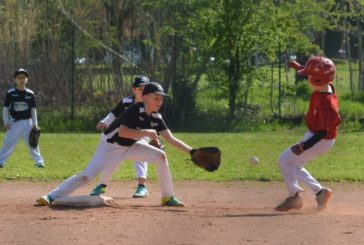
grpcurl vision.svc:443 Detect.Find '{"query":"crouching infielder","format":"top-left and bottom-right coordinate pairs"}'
top-left (36, 82), bottom-right (194, 207)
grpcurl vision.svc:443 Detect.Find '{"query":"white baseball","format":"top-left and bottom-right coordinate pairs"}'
top-left (249, 156), bottom-right (259, 165)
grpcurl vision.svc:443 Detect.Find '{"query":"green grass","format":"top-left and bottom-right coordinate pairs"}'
top-left (0, 131), bottom-right (363, 182)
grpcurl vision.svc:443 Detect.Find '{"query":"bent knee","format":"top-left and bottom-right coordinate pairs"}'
top-left (79, 174), bottom-right (91, 183)
top-left (159, 151), bottom-right (167, 161)
top-left (278, 153), bottom-right (289, 167)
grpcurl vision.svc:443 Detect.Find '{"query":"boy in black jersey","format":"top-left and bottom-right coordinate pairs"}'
top-left (37, 82), bottom-right (194, 207)
top-left (0, 68), bottom-right (44, 168)
top-left (91, 76), bottom-right (151, 198)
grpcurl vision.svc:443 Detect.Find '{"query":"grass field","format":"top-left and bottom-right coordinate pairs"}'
top-left (0, 131), bottom-right (363, 182)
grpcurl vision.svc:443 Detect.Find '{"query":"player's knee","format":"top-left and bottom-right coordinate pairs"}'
top-left (278, 154), bottom-right (287, 167)
top-left (80, 174), bottom-right (91, 183)
top-left (159, 151), bottom-right (167, 161)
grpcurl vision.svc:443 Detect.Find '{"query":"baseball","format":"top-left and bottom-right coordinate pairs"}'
top-left (249, 156), bottom-right (259, 165)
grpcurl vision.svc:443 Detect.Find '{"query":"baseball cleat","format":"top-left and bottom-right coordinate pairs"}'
top-left (35, 163), bottom-right (45, 168)
top-left (316, 187), bottom-right (332, 211)
top-left (90, 184), bottom-right (107, 196)
top-left (161, 196), bottom-right (184, 207)
top-left (275, 192), bottom-right (303, 211)
top-left (36, 195), bottom-right (53, 206)
top-left (133, 184), bottom-right (148, 198)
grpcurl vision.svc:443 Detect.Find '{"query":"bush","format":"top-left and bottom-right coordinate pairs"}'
top-left (295, 82), bottom-right (311, 101)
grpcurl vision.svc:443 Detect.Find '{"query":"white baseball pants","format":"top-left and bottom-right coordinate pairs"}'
top-left (0, 119), bottom-right (44, 166)
top-left (278, 131), bottom-right (335, 197)
top-left (95, 134), bottom-right (148, 185)
top-left (48, 139), bottom-right (174, 200)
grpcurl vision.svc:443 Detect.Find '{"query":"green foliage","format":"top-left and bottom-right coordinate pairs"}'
top-left (38, 107), bottom-right (108, 132)
top-left (1, 131), bottom-right (363, 182)
top-left (295, 81), bottom-right (311, 101)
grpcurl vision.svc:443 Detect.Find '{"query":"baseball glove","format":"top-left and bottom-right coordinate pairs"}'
top-left (149, 138), bottom-right (165, 150)
top-left (29, 127), bottom-right (41, 148)
top-left (190, 147), bottom-right (221, 172)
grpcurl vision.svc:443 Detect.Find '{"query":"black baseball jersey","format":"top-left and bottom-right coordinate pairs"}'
top-left (3, 88), bottom-right (36, 121)
top-left (104, 102), bottom-right (168, 146)
top-left (111, 96), bottom-right (135, 117)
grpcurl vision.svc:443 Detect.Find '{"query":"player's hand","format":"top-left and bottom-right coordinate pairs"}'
top-left (4, 124), bottom-right (11, 130)
top-left (288, 61), bottom-right (303, 71)
top-left (291, 143), bottom-right (304, 155)
top-left (96, 122), bottom-right (108, 131)
top-left (143, 129), bottom-right (158, 140)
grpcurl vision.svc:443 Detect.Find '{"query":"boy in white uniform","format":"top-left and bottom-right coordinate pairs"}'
top-left (91, 76), bottom-right (150, 198)
top-left (0, 68), bottom-right (44, 168)
top-left (36, 82), bottom-right (195, 207)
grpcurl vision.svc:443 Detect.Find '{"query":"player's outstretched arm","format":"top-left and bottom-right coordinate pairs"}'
top-left (159, 130), bottom-right (193, 154)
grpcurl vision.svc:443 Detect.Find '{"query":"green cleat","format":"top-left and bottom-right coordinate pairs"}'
top-left (36, 195), bottom-right (53, 206)
top-left (133, 184), bottom-right (148, 198)
top-left (90, 184), bottom-right (107, 196)
top-left (161, 196), bottom-right (184, 207)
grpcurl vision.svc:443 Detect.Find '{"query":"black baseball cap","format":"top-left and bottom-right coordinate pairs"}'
top-left (132, 76), bottom-right (150, 88)
top-left (142, 82), bottom-right (169, 96)
top-left (14, 68), bottom-right (29, 78)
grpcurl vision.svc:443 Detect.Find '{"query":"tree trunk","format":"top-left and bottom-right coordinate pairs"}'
top-left (103, 1), bottom-right (125, 94)
top-left (358, 17), bottom-right (364, 90)
top-left (228, 45), bottom-right (240, 119)
top-left (345, 13), bottom-right (354, 94)
top-left (270, 63), bottom-right (274, 113)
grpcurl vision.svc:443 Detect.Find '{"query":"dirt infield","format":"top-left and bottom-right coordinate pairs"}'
top-left (1, 181), bottom-right (364, 245)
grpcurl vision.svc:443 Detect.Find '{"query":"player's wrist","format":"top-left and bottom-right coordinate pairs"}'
top-left (299, 143), bottom-right (304, 152)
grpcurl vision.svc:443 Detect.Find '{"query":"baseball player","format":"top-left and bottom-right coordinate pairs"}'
top-left (275, 56), bottom-right (340, 212)
top-left (90, 76), bottom-right (151, 198)
top-left (0, 68), bottom-right (44, 168)
top-left (36, 82), bottom-right (194, 207)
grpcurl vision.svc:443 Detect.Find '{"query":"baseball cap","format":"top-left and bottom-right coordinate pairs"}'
top-left (14, 68), bottom-right (29, 78)
top-left (142, 82), bottom-right (169, 96)
top-left (132, 76), bottom-right (150, 88)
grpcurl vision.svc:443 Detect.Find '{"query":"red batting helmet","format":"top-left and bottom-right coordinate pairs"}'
top-left (298, 56), bottom-right (336, 86)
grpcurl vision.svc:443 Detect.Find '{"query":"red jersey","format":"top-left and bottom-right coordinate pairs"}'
top-left (305, 85), bottom-right (340, 139)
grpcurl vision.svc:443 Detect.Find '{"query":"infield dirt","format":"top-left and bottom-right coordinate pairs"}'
top-left (1, 181), bottom-right (363, 245)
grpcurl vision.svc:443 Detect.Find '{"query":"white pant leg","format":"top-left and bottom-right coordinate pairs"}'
top-left (96, 133), bottom-right (118, 185)
top-left (98, 136), bottom-right (149, 185)
top-left (134, 136), bottom-right (150, 179)
top-left (0, 121), bottom-right (23, 165)
top-left (48, 140), bottom-right (129, 200)
top-left (278, 131), bottom-right (335, 197)
top-left (21, 119), bottom-right (44, 165)
top-left (124, 141), bottom-right (173, 198)
top-left (98, 161), bottom-right (148, 186)
top-left (99, 164), bottom-right (119, 185)
top-left (295, 167), bottom-right (322, 194)
top-left (134, 161), bottom-right (148, 179)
